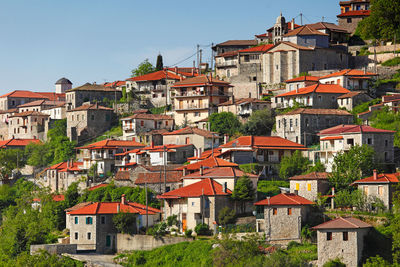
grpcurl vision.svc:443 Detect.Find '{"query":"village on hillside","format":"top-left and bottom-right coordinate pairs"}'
top-left (1, 0), bottom-right (400, 266)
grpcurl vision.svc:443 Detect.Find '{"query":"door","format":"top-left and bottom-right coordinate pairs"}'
top-left (182, 213), bottom-right (187, 232)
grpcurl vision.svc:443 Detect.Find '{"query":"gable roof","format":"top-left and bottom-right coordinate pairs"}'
top-left (337, 91), bottom-right (365, 99)
top-left (17, 99), bottom-right (64, 108)
top-left (337, 10), bottom-right (371, 17)
top-left (67, 83), bottom-right (118, 92)
top-left (238, 44), bottom-right (274, 53)
top-left (158, 178), bottom-right (232, 199)
top-left (142, 144), bottom-right (193, 153)
top-left (220, 136), bottom-right (307, 150)
top-left (218, 98), bottom-right (270, 106)
top-left (182, 166), bottom-right (257, 179)
top-left (277, 108), bottom-right (352, 116)
top-left (120, 113), bottom-right (172, 121)
top-left (67, 201), bottom-right (161, 215)
top-left (135, 171), bottom-right (183, 185)
top-left (319, 125), bottom-right (395, 135)
top-left (285, 75), bottom-right (320, 83)
top-left (255, 193), bottom-right (314, 206)
top-left (176, 157), bottom-right (238, 171)
top-left (0, 90), bottom-right (49, 99)
top-left (351, 173), bottom-right (400, 184)
top-left (0, 138), bottom-right (41, 148)
top-left (307, 22), bottom-right (349, 33)
top-left (172, 75), bottom-right (231, 88)
top-left (273, 41), bottom-right (314, 51)
top-left (289, 172), bottom-right (329, 181)
top-left (215, 50), bottom-right (239, 58)
top-left (319, 69), bottom-right (377, 79)
top-left (312, 217), bottom-right (372, 230)
top-left (162, 127), bottom-right (217, 138)
top-left (127, 70), bottom-right (182, 82)
top-left (215, 40), bottom-right (258, 47)
top-left (9, 111), bottom-right (50, 118)
top-left (284, 25), bottom-right (329, 37)
top-left (77, 139), bottom-right (145, 150)
top-left (277, 83), bottom-right (350, 97)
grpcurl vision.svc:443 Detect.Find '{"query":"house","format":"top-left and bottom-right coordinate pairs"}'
top-left (351, 170), bottom-right (399, 209)
top-left (0, 109), bottom-right (17, 140)
top-left (76, 139), bottom-right (146, 176)
top-left (284, 76), bottom-right (320, 94)
top-left (212, 40), bottom-right (258, 56)
top-left (219, 136), bottom-right (307, 176)
top-left (65, 83), bottom-right (122, 110)
top-left (17, 99), bottom-right (65, 113)
top-left (318, 69), bottom-right (377, 91)
top-left (67, 195), bottom-right (161, 253)
top-left (0, 138), bottom-right (41, 149)
top-left (120, 113), bottom-right (174, 141)
top-left (307, 22), bottom-right (350, 44)
top-left (172, 75), bottom-right (232, 126)
top-left (282, 25), bottom-right (330, 48)
top-left (312, 217), bottom-right (372, 267)
top-left (66, 103), bottom-right (115, 143)
top-left (215, 51), bottom-right (239, 81)
top-left (158, 178), bottom-right (232, 233)
top-left (8, 111), bottom-right (50, 140)
top-left (274, 108), bottom-right (353, 146)
top-left (44, 161), bottom-right (84, 192)
top-left (254, 193), bottom-right (314, 243)
top-left (41, 103), bottom-right (67, 120)
top-left (337, 91), bottom-right (372, 111)
top-left (136, 129), bottom-right (169, 147)
top-left (217, 98), bottom-right (271, 122)
top-left (289, 172), bottom-right (330, 201)
top-left (273, 83), bottom-right (350, 109)
top-left (142, 144), bottom-right (195, 166)
top-left (176, 156), bottom-right (238, 174)
top-left (337, 0), bottom-right (371, 34)
top-left (104, 80), bottom-right (126, 91)
top-left (262, 42), bottom-right (349, 89)
top-left (315, 125), bottom-right (395, 172)
top-left (0, 90), bottom-right (50, 111)
top-left (162, 127), bottom-right (219, 155)
top-left (134, 171), bottom-right (183, 193)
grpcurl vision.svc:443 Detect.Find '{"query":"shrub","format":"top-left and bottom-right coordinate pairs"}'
top-left (166, 215), bottom-right (179, 227)
top-left (381, 57), bottom-right (400, 67)
top-left (195, 223), bottom-right (211, 236)
top-left (147, 222), bottom-right (167, 237)
top-left (218, 207), bottom-right (236, 226)
top-left (323, 258), bottom-right (346, 267)
top-left (184, 229), bottom-right (193, 238)
top-left (113, 212), bottom-right (138, 235)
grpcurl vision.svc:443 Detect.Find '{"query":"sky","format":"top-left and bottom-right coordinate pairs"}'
top-left (0, 0), bottom-right (340, 94)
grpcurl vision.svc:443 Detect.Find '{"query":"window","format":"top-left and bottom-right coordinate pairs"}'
top-left (347, 18), bottom-right (352, 23)
top-left (166, 121), bottom-right (168, 126)
top-left (273, 208), bottom-right (277, 215)
top-left (327, 232), bottom-right (332, 241)
top-left (367, 138), bottom-right (372, 145)
top-left (141, 121), bottom-right (144, 126)
top-left (75, 232), bottom-right (78, 240)
top-left (307, 183), bottom-right (311, 191)
top-left (364, 186), bottom-right (369, 195)
top-left (295, 183), bottom-right (299, 191)
top-left (318, 96), bottom-right (322, 101)
top-left (91, 115), bottom-right (95, 120)
top-left (106, 235), bottom-right (111, 247)
top-left (86, 217), bottom-right (93, 224)
top-left (347, 138), bottom-right (354, 146)
top-left (287, 208), bottom-right (292, 215)
top-left (101, 216), bottom-right (106, 224)
top-left (74, 217), bottom-right (78, 224)
top-left (87, 232), bottom-right (91, 240)
top-left (385, 140), bottom-right (388, 147)
top-left (343, 231), bottom-right (348, 241)
top-left (378, 186), bottom-right (384, 196)
top-left (192, 202), bottom-right (195, 206)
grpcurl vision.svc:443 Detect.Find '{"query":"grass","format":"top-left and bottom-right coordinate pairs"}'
top-left (85, 125), bottom-right (123, 144)
top-left (381, 57), bottom-right (400, 67)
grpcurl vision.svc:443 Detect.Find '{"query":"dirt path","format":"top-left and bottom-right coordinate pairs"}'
top-left (63, 253), bottom-right (123, 267)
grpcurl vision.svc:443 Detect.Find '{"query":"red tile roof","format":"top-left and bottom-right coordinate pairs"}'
top-left (320, 136), bottom-right (344, 141)
top-left (307, 22), bottom-right (349, 33)
top-left (9, 111), bottom-right (49, 118)
top-left (88, 183), bottom-right (108, 191)
top-left (284, 25), bottom-right (328, 37)
top-left (277, 108), bottom-right (351, 116)
top-left (163, 127), bottom-right (217, 138)
top-left (158, 178), bottom-right (231, 199)
top-left (142, 144), bottom-right (193, 153)
top-left (127, 70), bottom-right (182, 82)
top-left (352, 172), bottom-right (400, 184)
top-left (67, 83), bottom-right (118, 92)
top-left (0, 90), bottom-right (49, 99)
top-left (176, 157), bottom-right (238, 171)
top-left (59, 161), bottom-right (83, 172)
top-left (255, 193), bottom-right (314, 206)
top-left (277, 83), bottom-right (350, 97)
top-left (17, 99), bottom-right (64, 108)
top-left (77, 139), bottom-right (145, 150)
top-left (285, 75), bottom-right (320, 83)
top-left (121, 113), bottom-right (172, 120)
top-left (239, 44), bottom-right (274, 53)
top-left (220, 136), bottom-right (307, 150)
top-left (0, 138), bottom-right (41, 148)
top-left (319, 69), bottom-right (377, 79)
top-left (67, 201), bottom-right (161, 215)
top-left (104, 81), bottom-right (126, 87)
top-left (53, 195), bottom-right (65, 202)
top-left (215, 50), bottom-right (239, 58)
top-left (337, 91), bottom-right (364, 99)
top-left (135, 171), bottom-right (183, 185)
top-left (218, 98), bottom-right (270, 106)
top-left (319, 125), bottom-right (395, 135)
top-left (36, 92), bottom-right (65, 101)
top-left (312, 217), bottom-right (372, 229)
top-left (65, 202), bottom-right (93, 212)
top-left (215, 40), bottom-right (258, 47)
top-left (182, 166), bottom-right (257, 179)
top-left (337, 10), bottom-right (371, 17)
top-left (273, 41), bottom-right (314, 51)
top-left (289, 172), bottom-right (329, 181)
top-left (115, 171), bottom-right (131, 180)
top-left (67, 103), bottom-right (114, 112)
top-left (172, 75), bottom-right (231, 88)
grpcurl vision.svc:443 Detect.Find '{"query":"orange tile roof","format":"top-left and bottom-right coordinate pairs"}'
top-left (319, 69), bottom-right (377, 79)
top-left (276, 83), bottom-right (350, 97)
top-left (312, 217), bottom-right (372, 229)
top-left (215, 50), bottom-right (239, 58)
top-left (163, 127), bottom-right (217, 138)
top-left (319, 125), bottom-right (395, 135)
top-left (142, 144), bottom-right (193, 153)
top-left (278, 108), bottom-right (351, 116)
top-left (36, 92), bottom-right (66, 101)
top-left (67, 201), bottom-right (161, 215)
top-left (220, 136), bottom-right (307, 150)
top-left (127, 70), bottom-right (182, 82)
top-left (53, 195), bottom-right (65, 202)
top-left (289, 172), bottom-right (329, 180)
top-left (337, 91), bottom-right (365, 99)
top-left (172, 75), bottom-right (231, 88)
top-left (0, 90), bottom-right (49, 99)
top-left (238, 44), bottom-right (274, 53)
top-left (351, 172), bottom-right (400, 184)
top-left (9, 111), bottom-right (49, 118)
top-left (88, 183), bottom-right (108, 191)
top-left (0, 138), bottom-right (41, 148)
top-left (176, 157), bottom-right (238, 171)
top-left (77, 139), bottom-right (145, 150)
top-left (182, 166), bottom-right (257, 179)
top-left (104, 81), bottom-right (126, 87)
top-left (255, 193), bottom-right (314, 206)
top-left (320, 136), bottom-right (344, 141)
top-left (307, 22), bottom-right (349, 33)
top-left (59, 161), bottom-right (83, 172)
top-left (135, 171), bottom-right (183, 184)
top-left (284, 25), bottom-right (328, 37)
top-left (158, 178), bottom-right (231, 199)
top-left (218, 98), bottom-right (270, 106)
top-left (285, 75), bottom-right (320, 83)
top-left (337, 10), bottom-right (371, 17)
top-left (215, 40), bottom-right (258, 47)
top-left (273, 41), bottom-right (314, 51)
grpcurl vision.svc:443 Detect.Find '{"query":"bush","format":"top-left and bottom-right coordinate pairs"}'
top-left (113, 212), bottom-right (138, 235)
top-left (147, 222), bottom-right (167, 237)
top-left (323, 258), bottom-right (346, 267)
top-left (257, 180), bottom-right (289, 197)
top-left (166, 215), bottom-right (179, 227)
top-left (194, 223), bottom-right (211, 236)
top-left (218, 207), bottom-right (236, 226)
top-left (381, 57), bottom-right (400, 67)
top-left (184, 229), bottom-right (193, 238)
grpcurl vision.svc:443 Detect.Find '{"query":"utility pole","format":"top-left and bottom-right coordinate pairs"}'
top-left (374, 40), bottom-right (377, 74)
top-left (145, 182), bottom-right (149, 231)
top-left (210, 43), bottom-right (214, 71)
top-left (197, 44), bottom-right (200, 71)
top-left (322, 16), bottom-right (325, 22)
top-left (199, 49), bottom-right (203, 74)
top-left (165, 68), bottom-right (168, 110)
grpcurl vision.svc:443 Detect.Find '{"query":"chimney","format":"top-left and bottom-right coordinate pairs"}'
top-left (373, 169), bottom-right (378, 180)
top-left (183, 167), bottom-right (187, 176)
top-left (200, 165), bottom-right (204, 176)
top-left (175, 66), bottom-right (178, 73)
top-left (332, 187), bottom-right (335, 196)
top-left (121, 194), bottom-right (126, 205)
top-left (291, 18), bottom-right (295, 30)
top-left (151, 141), bottom-right (154, 148)
top-left (117, 203), bottom-right (120, 212)
top-left (224, 134), bottom-right (229, 144)
top-left (223, 182), bottom-right (227, 193)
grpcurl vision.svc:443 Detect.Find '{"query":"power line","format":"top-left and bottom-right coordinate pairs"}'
top-left (169, 51), bottom-right (198, 66)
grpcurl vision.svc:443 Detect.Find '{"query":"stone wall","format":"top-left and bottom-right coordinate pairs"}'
top-left (116, 234), bottom-right (191, 252)
top-left (369, 44), bottom-right (400, 54)
top-left (30, 244), bottom-right (77, 255)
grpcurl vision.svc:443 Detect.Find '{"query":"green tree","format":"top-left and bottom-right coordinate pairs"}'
top-left (218, 207), bottom-right (236, 226)
top-left (209, 112), bottom-right (242, 136)
top-left (113, 212), bottom-right (137, 235)
top-left (279, 150), bottom-right (310, 179)
top-left (25, 142), bottom-right (51, 167)
top-left (155, 54), bottom-right (163, 71)
top-left (232, 176), bottom-right (255, 213)
top-left (131, 59), bottom-right (155, 77)
top-left (329, 145), bottom-right (375, 191)
top-left (64, 182), bottom-right (80, 208)
top-left (242, 108), bottom-right (275, 136)
top-left (0, 149), bottom-right (24, 180)
top-left (357, 0), bottom-right (400, 41)
top-left (369, 106), bottom-right (400, 148)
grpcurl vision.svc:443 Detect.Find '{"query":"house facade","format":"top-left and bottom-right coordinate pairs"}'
top-left (337, 0), bottom-right (370, 34)
top-left (217, 98), bottom-right (271, 122)
top-left (44, 161), bottom-right (84, 192)
top-left (8, 111), bottom-right (49, 140)
top-left (319, 69), bottom-right (377, 91)
top-left (289, 172), bottom-right (330, 201)
top-left (337, 91), bottom-right (372, 111)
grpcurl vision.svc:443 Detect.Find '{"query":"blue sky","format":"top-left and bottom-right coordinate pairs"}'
top-left (0, 0), bottom-right (340, 94)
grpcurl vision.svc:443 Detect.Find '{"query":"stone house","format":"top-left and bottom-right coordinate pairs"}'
top-left (289, 172), bottom-right (330, 201)
top-left (254, 193), bottom-right (314, 243)
top-left (312, 217), bottom-right (372, 267)
top-left (76, 139), bottom-right (145, 176)
top-left (158, 178), bottom-right (232, 233)
top-left (120, 113), bottom-right (174, 141)
top-left (284, 75), bottom-right (319, 94)
top-left (274, 83), bottom-right (350, 109)
top-left (219, 136), bottom-right (307, 176)
top-left (41, 103), bottom-right (66, 120)
top-left (66, 103), bottom-right (115, 143)
top-left (319, 69), bottom-right (377, 91)
top-left (274, 108), bottom-right (353, 146)
top-left (337, 0), bottom-right (370, 34)
top-left (17, 99), bottom-right (65, 113)
top-left (43, 161), bottom-right (84, 193)
top-left (134, 171), bottom-right (183, 193)
top-left (143, 144), bottom-right (195, 166)
top-left (215, 51), bottom-right (239, 82)
top-left (0, 109), bottom-right (18, 140)
top-left (8, 111), bottom-right (50, 140)
top-left (176, 156), bottom-right (238, 174)
top-left (67, 195), bottom-right (161, 253)
top-left (351, 170), bottom-right (399, 209)
top-left (254, 14), bottom-right (299, 44)
top-left (217, 98), bottom-right (271, 122)
top-left (315, 125), bottom-right (395, 172)
top-left (307, 22), bottom-right (350, 44)
top-left (212, 40), bottom-right (257, 56)
top-left (162, 127), bottom-right (219, 155)
top-left (0, 90), bottom-right (49, 110)
top-left (172, 75), bottom-right (232, 126)
top-left (282, 25), bottom-right (330, 49)
top-left (65, 83), bottom-right (121, 110)
top-left (337, 91), bottom-right (372, 111)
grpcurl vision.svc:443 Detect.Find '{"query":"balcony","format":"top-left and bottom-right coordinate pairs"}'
top-left (174, 92), bottom-right (207, 98)
top-left (256, 155), bottom-right (280, 163)
top-left (175, 104), bottom-right (209, 111)
top-left (215, 60), bottom-right (238, 67)
top-left (238, 109), bottom-right (251, 116)
top-left (138, 85), bottom-right (167, 92)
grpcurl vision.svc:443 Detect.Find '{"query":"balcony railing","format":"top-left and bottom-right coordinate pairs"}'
top-left (215, 60), bottom-right (238, 67)
top-left (256, 155), bottom-right (280, 163)
top-left (175, 104), bottom-right (209, 111)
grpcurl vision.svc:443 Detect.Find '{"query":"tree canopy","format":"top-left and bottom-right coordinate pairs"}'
top-left (131, 59), bottom-right (155, 77)
top-left (369, 106), bottom-right (400, 148)
top-left (155, 54), bottom-right (163, 71)
top-left (209, 112), bottom-right (242, 136)
top-left (357, 0), bottom-right (400, 40)
top-left (279, 151), bottom-right (311, 179)
top-left (242, 108), bottom-right (275, 136)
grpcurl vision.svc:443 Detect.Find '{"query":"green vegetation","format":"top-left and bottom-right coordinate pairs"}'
top-left (232, 176), bottom-right (255, 213)
top-left (239, 163), bottom-right (261, 174)
top-left (209, 112), bottom-right (242, 136)
top-left (322, 258), bottom-right (346, 267)
top-left (242, 108), bottom-right (275, 136)
top-left (218, 207), bottom-right (236, 226)
top-left (150, 105), bottom-right (170, 114)
top-left (278, 101), bottom-right (307, 115)
top-left (257, 180), bottom-right (289, 197)
top-left (279, 151), bottom-right (311, 179)
top-left (113, 212), bottom-right (138, 235)
top-left (352, 98), bottom-right (381, 115)
top-left (0, 149), bottom-right (25, 180)
top-left (194, 223), bottom-right (211, 236)
top-left (369, 106), bottom-right (400, 148)
top-left (381, 57), bottom-right (400, 67)
top-left (90, 125), bottom-right (123, 143)
top-left (131, 59), bottom-right (155, 77)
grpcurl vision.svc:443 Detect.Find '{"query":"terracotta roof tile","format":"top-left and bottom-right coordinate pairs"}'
top-left (289, 172), bottom-right (329, 181)
top-left (121, 113), bottom-right (172, 120)
top-left (176, 157), bottom-right (238, 171)
top-left (337, 10), bottom-right (371, 17)
top-left (285, 75), bottom-right (320, 83)
top-left (312, 217), bottom-right (372, 229)
top-left (182, 166), bottom-right (257, 179)
top-left (115, 171), bottom-right (131, 181)
top-left (67, 83), bottom-right (118, 92)
top-left (337, 91), bottom-right (365, 99)
top-left (0, 90), bottom-right (48, 99)
top-left (352, 172), bottom-right (400, 184)
top-left (0, 138), bottom-right (41, 148)
top-left (163, 127), bottom-right (217, 138)
top-left (67, 201), bottom-right (161, 215)
top-left (135, 171), bottom-right (183, 184)
top-left (277, 83), bottom-right (350, 97)
top-left (277, 108), bottom-right (352, 116)
top-left (239, 44), bottom-right (274, 53)
top-left (77, 139), bottom-right (145, 150)
top-left (255, 193), bottom-right (314, 206)
top-left (307, 22), bottom-right (349, 33)
top-left (215, 40), bottom-right (258, 47)
top-left (319, 125), bottom-right (395, 135)
top-left (220, 136), bottom-right (307, 150)
top-left (320, 136), bottom-right (344, 141)
top-left (172, 75), bottom-right (231, 88)
top-left (284, 25), bottom-right (328, 37)
top-left (218, 98), bottom-right (270, 106)
top-left (9, 111), bottom-right (49, 117)
top-left (68, 104), bottom-right (114, 112)
top-left (319, 69), bottom-right (377, 79)
top-left (127, 70), bottom-right (182, 82)
top-left (88, 183), bottom-right (108, 191)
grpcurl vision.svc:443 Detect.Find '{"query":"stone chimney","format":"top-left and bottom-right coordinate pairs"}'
top-left (200, 165), bottom-right (204, 176)
top-left (291, 18), bottom-right (295, 30)
top-left (117, 203), bottom-right (120, 213)
top-left (121, 194), bottom-right (126, 205)
top-left (373, 169), bottom-right (378, 180)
